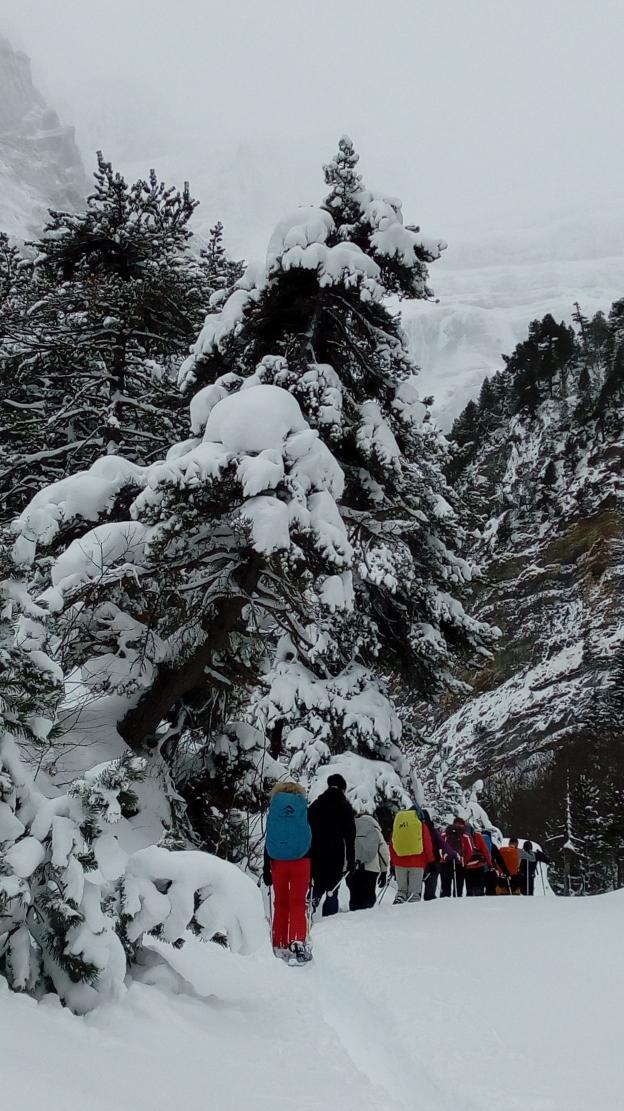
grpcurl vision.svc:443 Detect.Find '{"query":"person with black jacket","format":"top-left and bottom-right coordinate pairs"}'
top-left (308, 773), bottom-right (356, 916)
top-left (519, 841), bottom-right (550, 895)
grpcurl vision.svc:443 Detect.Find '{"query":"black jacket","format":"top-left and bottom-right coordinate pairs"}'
top-left (519, 849), bottom-right (549, 880)
top-left (308, 787), bottom-right (356, 889)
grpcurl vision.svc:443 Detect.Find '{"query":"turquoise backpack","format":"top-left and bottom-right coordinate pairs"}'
top-left (266, 792), bottom-right (311, 861)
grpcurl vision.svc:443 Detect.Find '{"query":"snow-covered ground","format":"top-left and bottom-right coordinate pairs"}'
top-left (3, 890), bottom-right (621, 1111)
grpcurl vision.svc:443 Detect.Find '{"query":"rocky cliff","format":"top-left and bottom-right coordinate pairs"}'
top-left (0, 36), bottom-right (86, 238)
top-left (426, 308), bottom-right (624, 891)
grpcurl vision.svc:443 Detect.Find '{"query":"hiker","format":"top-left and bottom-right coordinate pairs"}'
top-left (463, 824), bottom-right (493, 896)
top-left (390, 802), bottom-right (435, 903)
top-left (519, 840), bottom-right (550, 895)
top-left (346, 813), bottom-right (389, 911)
top-left (422, 811), bottom-right (461, 900)
top-left (263, 781), bottom-right (313, 963)
top-left (481, 829), bottom-right (511, 895)
top-left (308, 773), bottom-right (356, 916)
top-left (497, 837), bottom-right (522, 894)
top-left (440, 816), bottom-right (470, 897)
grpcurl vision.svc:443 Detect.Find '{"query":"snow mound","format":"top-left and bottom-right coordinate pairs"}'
top-left (203, 384), bottom-right (307, 452)
top-left (266, 206), bottom-right (334, 270)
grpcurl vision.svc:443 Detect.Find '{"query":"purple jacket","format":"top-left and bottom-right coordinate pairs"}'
top-left (421, 810), bottom-right (460, 863)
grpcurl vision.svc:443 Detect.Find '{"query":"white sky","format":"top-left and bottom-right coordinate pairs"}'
top-left (3, 0), bottom-right (624, 255)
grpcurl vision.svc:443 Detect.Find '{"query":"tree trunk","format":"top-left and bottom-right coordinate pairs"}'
top-left (118, 557), bottom-right (262, 749)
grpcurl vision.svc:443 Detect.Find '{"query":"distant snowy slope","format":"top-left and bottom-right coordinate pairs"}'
top-left (1, 895), bottom-right (621, 1111)
top-left (403, 217), bottom-right (624, 424)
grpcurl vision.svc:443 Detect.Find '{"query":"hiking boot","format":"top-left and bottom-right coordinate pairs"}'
top-left (288, 941), bottom-right (313, 965)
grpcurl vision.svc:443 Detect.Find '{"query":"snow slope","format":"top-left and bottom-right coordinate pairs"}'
top-left (2, 892), bottom-right (621, 1111)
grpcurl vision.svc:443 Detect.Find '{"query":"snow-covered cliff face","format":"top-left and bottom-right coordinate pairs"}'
top-left (0, 37), bottom-right (86, 239)
top-left (428, 314), bottom-right (624, 888)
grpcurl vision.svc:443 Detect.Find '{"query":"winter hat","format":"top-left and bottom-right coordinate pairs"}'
top-left (451, 816), bottom-right (467, 829)
top-left (327, 773), bottom-right (347, 791)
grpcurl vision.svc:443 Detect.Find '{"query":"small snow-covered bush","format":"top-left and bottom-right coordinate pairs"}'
top-left (0, 739), bottom-right (264, 1013)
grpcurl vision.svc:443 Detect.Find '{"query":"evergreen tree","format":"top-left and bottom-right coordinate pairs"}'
top-left (575, 362), bottom-right (593, 418)
top-left (587, 310), bottom-right (611, 359)
top-left (0, 154), bottom-right (213, 518)
top-left (0, 233), bottom-right (30, 307)
top-left (505, 315), bottom-right (576, 413)
top-left (451, 400), bottom-right (480, 449)
top-left (607, 298), bottom-right (624, 348)
top-left (322, 134), bottom-right (363, 234)
top-left (199, 221), bottom-right (244, 299)
top-left (477, 376), bottom-right (501, 434)
top-left (572, 301), bottom-right (590, 351)
top-left (596, 342), bottom-right (624, 416)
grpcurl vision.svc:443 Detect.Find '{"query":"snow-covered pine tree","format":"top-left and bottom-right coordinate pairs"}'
top-left (0, 233), bottom-right (30, 308)
top-left (172, 136), bottom-right (495, 812)
top-left (199, 221), bottom-right (244, 302)
top-left (323, 135), bottom-right (363, 235)
top-left (0, 154), bottom-right (212, 519)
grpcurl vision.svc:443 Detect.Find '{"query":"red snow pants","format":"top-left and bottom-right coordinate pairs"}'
top-left (271, 857), bottom-right (311, 948)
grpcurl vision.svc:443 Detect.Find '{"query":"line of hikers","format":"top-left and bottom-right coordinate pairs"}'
top-left (263, 776), bottom-right (549, 964)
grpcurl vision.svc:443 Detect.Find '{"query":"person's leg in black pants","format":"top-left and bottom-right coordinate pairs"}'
top-left (423, 864), bottom-right (439, 900)
top-left (439, 861), bottom-right (453, 897)
top-left (440, 861), bottom-right (464, 897)
top-left (485, 869), bottom-right (498, 896)
top-left (465, 867), bottom-right (486, 896)
top-left (346, 868), bottom-right (377, 910)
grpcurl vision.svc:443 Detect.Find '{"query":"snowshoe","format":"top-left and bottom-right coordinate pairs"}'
top-left (287, 941), bottom-right (313, 966)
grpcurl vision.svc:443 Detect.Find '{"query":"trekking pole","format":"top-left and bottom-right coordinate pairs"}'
top-left (452, 859), bottom-right (457, 898)
top-left (376, 875), bottom-right (390, 906)
top-left (306, 887), bottom-right (313, 940)
top-left (539, 863), bottom-right (546, 896)
top-left (328, 874), bottom-right (345, 899)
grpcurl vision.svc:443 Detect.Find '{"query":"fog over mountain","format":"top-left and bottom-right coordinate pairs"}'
top-left (2, 0), bottom-right (624, 419)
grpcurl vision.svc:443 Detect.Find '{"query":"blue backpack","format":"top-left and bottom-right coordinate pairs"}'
top-left (481, 831), bottom-right (493, 858)
top-left (266, 791), bottom-right (311, 861)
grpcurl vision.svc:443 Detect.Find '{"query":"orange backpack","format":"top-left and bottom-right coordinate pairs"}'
top-left (500, 845), bottom-right (520, 875)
